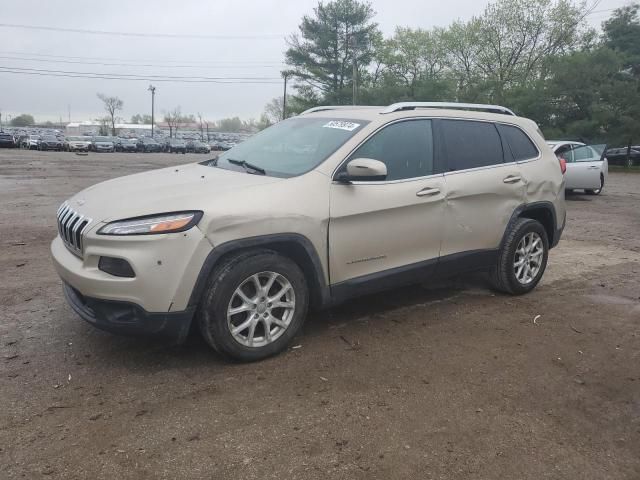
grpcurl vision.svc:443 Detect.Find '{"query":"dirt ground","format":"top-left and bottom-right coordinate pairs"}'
top-left (0, 149), bottom-right (639, 479)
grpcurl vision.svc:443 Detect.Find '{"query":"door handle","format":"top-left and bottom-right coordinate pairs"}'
top-left (503, 175), bottom-right (522, 184)
top-left (416, 187), bottom-right (440, 197)
top-left (587, 166), bottom-right (599, 169)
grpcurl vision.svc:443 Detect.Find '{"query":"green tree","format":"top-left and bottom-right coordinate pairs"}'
top-left (10, 114), bottom-right (35, 127)
top-left (383, 27), bottom-right (448, 97)
top-left (362, 26), bottom-right (455, 103)
top-left (285, 0), bottom-right (381, 105)
top-left (215, 117), bottom-right (244, 132)
top-left (97, 93), bottom-right (123, 136)
top-left (603, 3), bottom-right (640, 76)
top-left (130, 114), bottom-right (152, 124)
top-left (256, 113), bottom-right (273, 131)
top-left (452, 0), bottom-right (591, 102)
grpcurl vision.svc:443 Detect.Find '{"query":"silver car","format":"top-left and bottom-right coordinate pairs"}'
top-left (548, 141), bottom-right (608, 195)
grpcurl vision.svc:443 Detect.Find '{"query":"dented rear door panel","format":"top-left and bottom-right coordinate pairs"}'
top-left (441, 164), bottom-right (525, 256)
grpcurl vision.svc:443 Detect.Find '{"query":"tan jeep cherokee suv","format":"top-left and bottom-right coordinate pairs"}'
top-left (51, 102), bottom-right (566, 361)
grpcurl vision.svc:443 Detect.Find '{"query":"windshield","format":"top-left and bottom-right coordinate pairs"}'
top-left (67, 137), bottom-right (86, 141)
top-left (93, 136), bottom-right (112, 142)
top-left (211, 117), bottom-right (369, 177)
top-left (42, 136), bottom-right (58, 141)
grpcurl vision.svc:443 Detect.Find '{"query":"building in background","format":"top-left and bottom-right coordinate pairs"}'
top-left (65, 121), bottom-right (155, 137)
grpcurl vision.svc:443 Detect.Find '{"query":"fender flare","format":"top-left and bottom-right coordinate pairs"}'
top-left (187, 233), bottom-right (331, 310)
top-left (501, 201), bottom-right (560, 250)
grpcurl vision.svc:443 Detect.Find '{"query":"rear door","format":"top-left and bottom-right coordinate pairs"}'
top-left (439, 119), bottom-right (525, 259)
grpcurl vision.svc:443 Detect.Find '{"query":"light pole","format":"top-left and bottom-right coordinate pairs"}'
top-left (148, 85), bottom-right (156, 137)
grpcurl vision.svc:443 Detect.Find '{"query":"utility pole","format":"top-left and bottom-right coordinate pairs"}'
top-left (350, 35), bottom-right (358, 106)
top-left (148, 84), bottom-right (156, 137)
top-left (281, 71), bottom-right (290, 121)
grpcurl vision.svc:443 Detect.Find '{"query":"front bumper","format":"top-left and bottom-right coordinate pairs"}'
top-left (51, 225), bottom-right (213, 309)
top-left (69, 145), bottom-right (89, 151)
top-left (63, 283), bottom-right (193, 342)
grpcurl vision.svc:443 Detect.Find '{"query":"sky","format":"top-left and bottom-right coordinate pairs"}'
top-left (0, 0), bottom-right (633, 124)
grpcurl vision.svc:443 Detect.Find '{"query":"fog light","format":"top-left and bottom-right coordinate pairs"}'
top-left (98, 257), bottom-right (135, 278)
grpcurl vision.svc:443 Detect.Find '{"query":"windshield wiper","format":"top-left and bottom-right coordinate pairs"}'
top-left (227, 158), bottom-right (266, 175)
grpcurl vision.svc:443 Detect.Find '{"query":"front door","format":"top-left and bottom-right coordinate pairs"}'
top-left (564, 144), bottom-right (606, 190)
top-left (329, 119), bottom-right (446, 287)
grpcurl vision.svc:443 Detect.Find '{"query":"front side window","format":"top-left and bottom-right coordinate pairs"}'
top-left (441, 119), bottom-right (503, 171)
top-left (497, 124), bottom-right (539, 161)
top-left (211, 117), bottom-right (369, 178)
top-left (346, 119), bottom-right (434, 181)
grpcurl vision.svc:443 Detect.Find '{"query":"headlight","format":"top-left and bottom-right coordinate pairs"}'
top-left (97, 211), bottom-right (203, 236)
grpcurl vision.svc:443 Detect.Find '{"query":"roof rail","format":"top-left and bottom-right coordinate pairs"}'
top-left (381, 102), bottom-right (516, 116)
top-left (300, 105), bottom-right (381, 115)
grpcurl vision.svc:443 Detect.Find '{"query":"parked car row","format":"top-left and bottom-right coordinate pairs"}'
top-left (605, 146), bottom-right (640, 166)
top-left (0, 125), bottom-right (250, 153)
top-left (0, 133), bottom-right (217, 154)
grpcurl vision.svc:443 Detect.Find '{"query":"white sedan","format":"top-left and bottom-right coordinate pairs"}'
top-left (548, 141), bottom-right (608, 195)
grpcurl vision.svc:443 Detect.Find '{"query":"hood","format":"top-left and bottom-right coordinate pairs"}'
top-left (67, 162), bottom-right (282, 225)
top-left (70, 141), bottom-right (90, 145)
top-left (95, 142), bottom-right (113, 146)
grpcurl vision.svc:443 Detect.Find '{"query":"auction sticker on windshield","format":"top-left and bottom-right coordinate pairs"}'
top-left (323, 121), bottom-right (361, 131)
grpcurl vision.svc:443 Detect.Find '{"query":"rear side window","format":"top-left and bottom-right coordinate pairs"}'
top-left (498, 124), bottom-right (539, 161)
top-left (554, 144), bottom-right (573, 160)
top-left (349, 119), bottom-right (434, 180)
top-left (440, 120), bottom-right (503, 171)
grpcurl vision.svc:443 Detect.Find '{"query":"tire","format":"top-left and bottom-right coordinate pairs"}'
top-left (586, 175), bottom-right (604, 195)
top-left (490, 218), bottom-right (549, 295)
top-left (198, 250), bottom-right (309, 361)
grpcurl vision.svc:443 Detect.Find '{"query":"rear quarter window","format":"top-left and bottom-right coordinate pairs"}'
top-left (440, 119), bottom-right (504, 171)
top-left (497, 124), bottom-right (539, 161)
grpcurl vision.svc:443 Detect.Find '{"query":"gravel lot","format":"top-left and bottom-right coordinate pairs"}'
top-left (1, 149), bottom-right (639, 479)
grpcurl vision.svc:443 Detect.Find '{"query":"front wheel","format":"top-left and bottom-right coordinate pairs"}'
top-left (198, 250), bottom-right (309, 361)
top-left (490, 218), bottom-right (549, 295)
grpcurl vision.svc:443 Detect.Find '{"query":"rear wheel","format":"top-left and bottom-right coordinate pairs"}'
top-left (490, 218), bottom-right (549, 295)
top-left (586, 175), bottom-right (604, 195)
top-left (198, 250), bottom-right (309, 361)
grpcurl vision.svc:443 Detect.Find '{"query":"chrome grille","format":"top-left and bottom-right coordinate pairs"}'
top-left (56, 202), bottom-right (92, 256)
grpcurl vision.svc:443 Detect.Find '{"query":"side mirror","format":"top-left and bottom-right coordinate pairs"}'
top-left (335, 158), bottom-right (388, 183)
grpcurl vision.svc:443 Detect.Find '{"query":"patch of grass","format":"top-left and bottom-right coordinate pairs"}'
top-left (609, 165), bottom-right (640, 173)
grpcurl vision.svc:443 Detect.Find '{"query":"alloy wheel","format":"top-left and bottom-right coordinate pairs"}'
top-left (227, 271), bottom-right (296, 348)
top-left (514, 232), bottom-right (544, 285)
